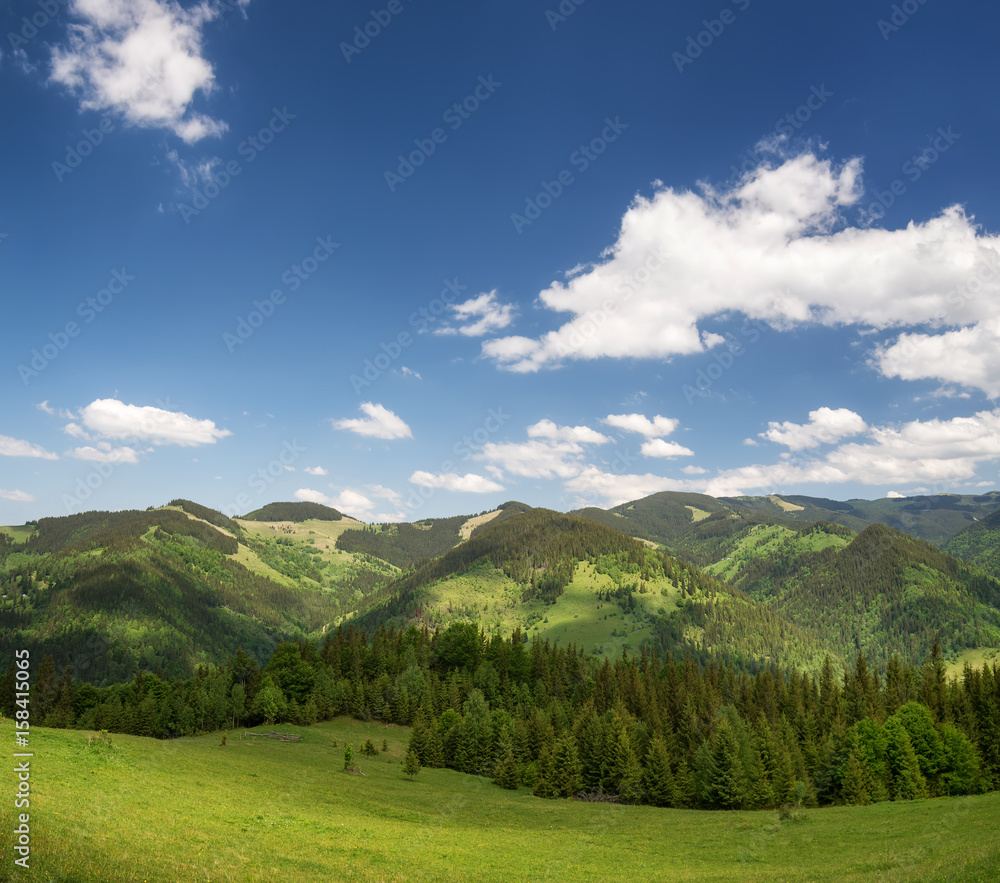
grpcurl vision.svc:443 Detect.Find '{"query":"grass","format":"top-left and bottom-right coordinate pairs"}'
top-left (412, 562), bottom-right (682, 656)
top-left (0, 525), bottom-right (35, 543)
top-left (1, 717), bottom-right (998, 882)
top-left (946, 647), bottom-right (1000, 678)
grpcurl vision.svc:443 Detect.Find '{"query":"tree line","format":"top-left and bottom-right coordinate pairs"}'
top-left (3, 621), bottom-right (996, 811)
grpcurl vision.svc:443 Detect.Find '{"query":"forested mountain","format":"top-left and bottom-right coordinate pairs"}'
top-left (701, 521), bottom-right (1000, 668)
top-left (573, 490), bottom-right (1000, 552)
top-left (944, 508), bottom-right (1000, 579)
top-left (243, 501), bottom-right (345, 522)
top-left (350, 508), bottom-right (838, 672)
top-left (4, 491), bottom-right (1000, 689)
top-left (0, 507), bottom-right (348, 683)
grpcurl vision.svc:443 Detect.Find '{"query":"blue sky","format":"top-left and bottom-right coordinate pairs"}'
top-left (3, 0), bottom-right (1000, 524)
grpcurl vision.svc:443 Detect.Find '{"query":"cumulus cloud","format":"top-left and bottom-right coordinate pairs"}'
top-left (604, 413), bottom-right (680, 438)
top-left (886, 491), bottom-right (906, 498)
top-left (0, 435), bottom-right (59, 460)
top-left (566, 467), bottom-right (689, 508)
top-left (640, 439), bottom-right (695, 459)
top-left (474, 439), bottom-right (588, 480)
top-left (480, 149), bottom-right (1000, 379)
top-left (409, 471), bottom-right (505, 493)
top-left (526, 419), bottom-right (610, 445)
top-left (875, 312), bottom-right (1000, 399)
top-left (759, 407), bottom-right (868, 451)
top-left (66, 444), bottom-right (140, 463)
top-left (435, 291), bottom-right (516, 337)
top-left (304, 466), bottom-right (328, 476)
top-left (76, 398), bottom-right (230, 446)
top-left (0, 489), bottom-right (35, 502)
top-left (682, 465), bottom-right (709, 475)
top-left (50, 0), bottom-right (233, 143)
top-left (333, 402), bottom-right (412, 440)
top-left (703, 409), bottom-right (1000, 496)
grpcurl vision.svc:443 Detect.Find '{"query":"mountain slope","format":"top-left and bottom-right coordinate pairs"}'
top-left (0, 508), bottom-right (345, 683)
top-left (572, 490), bottom-right (1000, 553)
top-left (944, 507), bottom-right (1000, 578)
top-left (704, 520), bottom-right (1000, 667)
top-left (353, 508), bottom-right (839, 670)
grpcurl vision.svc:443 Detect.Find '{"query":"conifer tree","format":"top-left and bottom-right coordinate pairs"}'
top-left (711, 719), bottom-right (747, 810)
top-left (841, 752), bottom-right (870, 806)
top-left (642, 736), bottom-right (676, 807)
top-left (403, 747), bottom-right (422, 780)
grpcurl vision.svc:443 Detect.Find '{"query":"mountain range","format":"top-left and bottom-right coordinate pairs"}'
top-left (3, 491), bottom-right (1000, 685)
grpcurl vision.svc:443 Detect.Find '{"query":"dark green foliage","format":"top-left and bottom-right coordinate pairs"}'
top-left (243, 502), bottom-right (344, 522)
top-left (944, 507), bottom-right (1000, 578)
top-left (403, 747), bottom-right (421, 779)
top-left (337, 516), bottom-right (470, 569)
top-left (13, 609), bottom-right (1000, 815)
top-left (0, 508), bottom-right (342, 684)
top-left (167, 500), bottom-right (242, 534)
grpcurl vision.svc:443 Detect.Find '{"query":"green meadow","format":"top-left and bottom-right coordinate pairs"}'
top-left (2, 718), bottom-right (998, 883)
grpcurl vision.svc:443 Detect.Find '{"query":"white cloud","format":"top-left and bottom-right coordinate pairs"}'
top-left (76, 398), bottom-right (230, 446)
top-left (294, 487), bottom-right (376, 519)
top-left (0, 489), bottom-right (35, 502)
top-left (304, 466), bottom-right (328, 476)
top-left (566, 466), bottom-right (689, 508)
top-left (682, 465), bottom-right (708, 475)
top-left (475, 439), bottom-right (587, 480)
top-left (65, 444), bottom-right (140, 463)
top-left (702, 409), bottom-right (1000, 495)
top-left (604, 413), bottom-right (680, 438)
top-left (760, 407), bottom-right (868, 451)
top-left (333, 402), bottom-right (412, 440)
top-left (50, 0), bottom-right (231, 143)
top-left (875, 313), bottom-right (1000, 399)
top-left (435, 290), bottom-right (516, 337)
top-left (0, 435), bottom-right (59, 460)
top-left (401, 366), bottom-right (422, 380)
top-left (481, 149), bottom-right (1000, 377)
top-left (640, 439), bottom-right (695, 459)
top-left (886, 490), bottom-right (906, 498)
top-left (409, 471), bottom-right (505, 493)
top-left (365, 484), bottom-right (404, 505)
top-left (526, 419), bottom-right (610, 445)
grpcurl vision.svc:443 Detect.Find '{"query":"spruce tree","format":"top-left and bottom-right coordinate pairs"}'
top-left (642, 736), bottom-right (676, 807)
top-left (403, 747), bottom-right (422, 780)
top-left (841, 752), bottom-right (870, 806)
top-left (711, 719), bottom-right (747, 810)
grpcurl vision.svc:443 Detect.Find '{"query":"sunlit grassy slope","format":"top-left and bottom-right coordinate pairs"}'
top-left (1, 718), bottom-right (998, 883)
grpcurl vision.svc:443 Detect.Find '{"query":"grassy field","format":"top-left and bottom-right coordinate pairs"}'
top-left (410, 562), bottom-right (681, 657)
top-left (1, 717), bottom-right (998, 883)
top-left (0, 525), bottom-right (35, 543)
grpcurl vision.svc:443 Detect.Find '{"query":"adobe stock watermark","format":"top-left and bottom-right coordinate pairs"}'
top-left (340, 0), bottom-right (414, 63)
top-left (404, 407), bottom-right (511, 514)
top-left (223, 236), bottom-right (339, 353)
top-left (178, 107), bottom-right (296, 223)
top-left (349, 277), bottom-right (467, 393)
top-left (220, 440), bottom-right (306, 517)
top-left (51, 115), bottom-right (115, 182)
top-left (673, 0), bottom-right (752, 73)
top-left (545, 0), bottom-right (589, 31)
top-left (17, 267), bottom-right (135, 385)
top-left (61, 396), bottom-right (174, 513)
top-left (681, 291), bottom-right (792, 404)
top-left (857, 126), bottom-right (959, 226)
top-left (546, 245), bottom-right (668, 362)
top-left (877, 0), bottom-right (932, 41)
top-left (722, 85), bottom-right (834, 189)
top-left (384, 75), bottom-right (502, 192)
top-left (510, 116), bottom-right (628, 233)
top-left (6, 0), bottom-right (68, 52)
